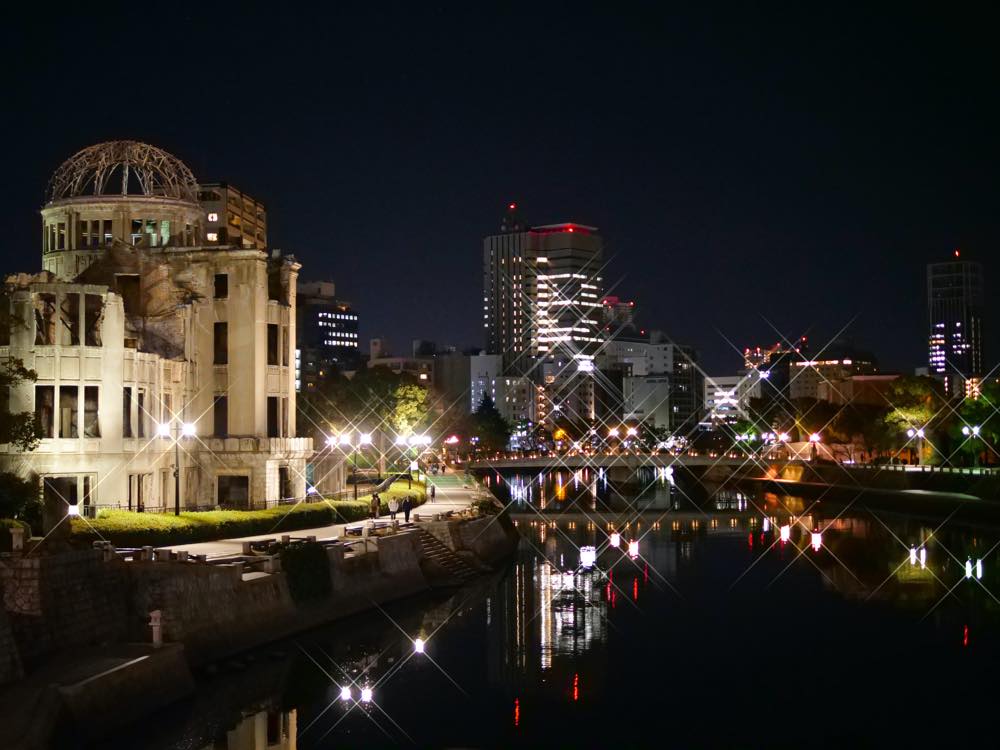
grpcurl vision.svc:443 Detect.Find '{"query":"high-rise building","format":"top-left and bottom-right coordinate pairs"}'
top-left (483, 205), bottom-right (604, 374)
top-left (928, 253), bottom-right (984, 396)
top-left (296, 280), bottom-right (360, 389)
top-left (197, 182), bottom-right (268, 249)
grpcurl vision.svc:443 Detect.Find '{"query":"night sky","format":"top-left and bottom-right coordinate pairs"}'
top-left (4, 3), bottom-right (998, 374)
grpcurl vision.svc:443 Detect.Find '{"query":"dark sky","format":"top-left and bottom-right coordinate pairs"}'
top-left (4, 3), bottom-right (998, 373)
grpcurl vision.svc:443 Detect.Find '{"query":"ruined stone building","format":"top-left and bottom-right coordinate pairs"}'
top-left (0, 141), bottom-right (312, 515)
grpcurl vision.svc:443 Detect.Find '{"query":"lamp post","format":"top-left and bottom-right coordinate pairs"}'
top-left (808, 432), bottom-right (821, 461)
top-left (962, 425), bottom-right (981, 467)
top-left (158, 419), bottom-right (196, 515)
top-left (336, 432), bottom-right (373, 501)
top-left (906, 427), bottom-right (925, 465)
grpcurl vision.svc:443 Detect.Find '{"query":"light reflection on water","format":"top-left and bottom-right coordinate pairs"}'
top-left (110, 476), bottom-right (1000, 749)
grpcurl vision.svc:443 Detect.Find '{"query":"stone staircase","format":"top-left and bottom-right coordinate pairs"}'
top-left (416, 530), bottom-right (478, 585)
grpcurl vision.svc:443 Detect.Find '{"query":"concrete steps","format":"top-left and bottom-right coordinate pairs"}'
top-left (416, 530), bottom-right (477, 585)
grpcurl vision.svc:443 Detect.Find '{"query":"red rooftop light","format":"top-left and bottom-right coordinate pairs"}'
top-left (955, 248), bottom-right (961, 258)
top-left (509, 202), bottom-right (517, 210)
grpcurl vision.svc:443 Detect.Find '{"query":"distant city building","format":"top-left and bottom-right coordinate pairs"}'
top-left (197, 182), bottom-right (267, 249)
top-left (743, 337), bottom-right (808, 370)
top-left (483, 205), bottom-right (603, 369)
top-left (928, 253), bottom-right (984, 396)
top-left (598, 330), bottom-right (704, 432)
top-left (601, 295), bottom-right (636, 330)
top-left (788, 346), bottom-right (877, 401)
top-left (816, 374), bottom-right (899, 406)
top-left (296, 280), bottom-right (359, 390)
top-left (369, 337), bottom-right (389, 361)
top-left (623, 375), bottom-right (671, 429)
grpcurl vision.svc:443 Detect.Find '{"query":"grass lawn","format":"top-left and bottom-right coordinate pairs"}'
top-left (70, 481), bottom-right (426, 548)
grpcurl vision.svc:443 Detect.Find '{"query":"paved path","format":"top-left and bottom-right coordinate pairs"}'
top-left (167, 475), bottom-right (481, 559)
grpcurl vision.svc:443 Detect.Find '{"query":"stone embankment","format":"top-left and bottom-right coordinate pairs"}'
top-left (0, 510), bottom-right (518, 749)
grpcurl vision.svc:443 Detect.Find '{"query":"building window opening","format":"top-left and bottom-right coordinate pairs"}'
top-left (102, 219), bottom-right (113, 245)
top-left (57, 222), bottom-right (66, 250)
top-left (213, 396), bottom-right (228, 437)
top-left (130, 219), bottom-right (143, 245)
top-left (59, 386), bottom-right (78, 438)
top-left (281, 326), bottom-right (289, 366)
top-left (214, 322), bottom-right (228, 364)
top-left (279, 466), bottom-right (291, 500)
top-left (84, 386), bottom-right (100, 437)
top-left (267, 396), bottom-right (279, 437)
top-left (116, 275), bottom-right (141, 316)
top-left (218, 475), bottom-right (250, 509)
top-left (137, 389), bottom-right (147, 438)
top-left (84, 294), bottom-right (103, 346)
top-left (122, 386), bottom-right (133, 438)
top-left (43, 476), bottom-right (77, 519)
top-left (34, 293), bottom-right (56, 345)
top-left (214, 274), bottom-right (228, 299)
top-left (60, 292), bottom-right (80, 346)
top-left (267, 324), bottom-right (279, 365)
top-left (35, 385), bottom-right (54, 438)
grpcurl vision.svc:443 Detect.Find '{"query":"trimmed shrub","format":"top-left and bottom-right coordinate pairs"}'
top-left (68, 481), bottom-right (426, 548)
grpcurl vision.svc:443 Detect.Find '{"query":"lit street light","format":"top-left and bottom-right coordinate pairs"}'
top-left (906, 427), bottom-right (926, 465)
top-left (157, 419), bottom-right (197, 515)
top-left (962, 425), bottom-right (983, 467)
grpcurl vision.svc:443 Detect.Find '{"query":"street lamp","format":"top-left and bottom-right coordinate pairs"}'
top-left (808, 432), bottom-right (821, 461)
top-left (906, 427), bottom-right (926, 465)
top-left (157, 419), bottom-right (196, 515)
top-left (962, 425), bottom-right (982, 467)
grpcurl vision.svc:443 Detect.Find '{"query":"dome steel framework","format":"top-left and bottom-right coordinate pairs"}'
top-left (47, 141), bottom-right (199, 203)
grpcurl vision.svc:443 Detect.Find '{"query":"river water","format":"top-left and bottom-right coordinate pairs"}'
top-left (107, 469), bottom-right (1000, 748)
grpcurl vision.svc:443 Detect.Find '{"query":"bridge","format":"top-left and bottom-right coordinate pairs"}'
top-left (466, 453), bottom-right (753, 471)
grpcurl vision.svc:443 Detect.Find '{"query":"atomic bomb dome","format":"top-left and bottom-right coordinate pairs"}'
top-left (41, 141), bottom-right (207, 278)
top-left (46, 140), bottom-right (199, 204)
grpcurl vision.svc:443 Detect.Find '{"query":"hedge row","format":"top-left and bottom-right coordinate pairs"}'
top-left (69, 481), bottom-right (426, 548)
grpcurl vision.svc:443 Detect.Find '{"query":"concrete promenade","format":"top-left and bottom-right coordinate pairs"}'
top-left (167, 474), bottom-right (481, 559)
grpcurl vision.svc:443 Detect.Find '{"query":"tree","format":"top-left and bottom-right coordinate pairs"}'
top-left (882, 376), bottom-right (948, 464)
top-left (388, 383), bottom-right (430, 436)
top-left (0, 357), bottom-right (41, 522)
top-left (0, 358), bottom-right (40, 452)
top-left (468, 395), bottom-right (511, 453)
top-left (953, 381), bottom-right (1000, 465)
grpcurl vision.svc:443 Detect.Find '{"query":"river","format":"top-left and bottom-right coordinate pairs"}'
top-left (104, 468), bottom-right (1000, 748)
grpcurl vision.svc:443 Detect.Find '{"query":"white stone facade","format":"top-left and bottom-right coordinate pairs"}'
top-left (0, 142), bottom-right (313, 517)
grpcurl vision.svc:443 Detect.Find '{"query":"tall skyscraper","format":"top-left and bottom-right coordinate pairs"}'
top-left (483, 204), bottom-right (604, 374)
top-left (927, 253), bottom-right (983, 396)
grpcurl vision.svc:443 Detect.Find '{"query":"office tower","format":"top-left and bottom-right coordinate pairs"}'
top-left (928, 253), bottom-right (984, 396)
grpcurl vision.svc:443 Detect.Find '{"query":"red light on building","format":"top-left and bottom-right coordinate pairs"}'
top-left (566, 226), bottom-right (574, 233)
top-left (963, 624), bottom-right (969, 647)
top-left (514, 698), bottom-right (520, 727)
top-left (955, 248), bottom-right (961, 258)
top-left (509, 202), bottom-right (517, 211)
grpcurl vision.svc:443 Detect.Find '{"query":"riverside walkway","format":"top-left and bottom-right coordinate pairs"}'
top-left (166, 474), bottom-right (481, 559)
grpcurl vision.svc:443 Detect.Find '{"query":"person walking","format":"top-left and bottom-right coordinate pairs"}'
top-left (430, 484), bottom-right (436, 499)
top-left (370, 492), bottom-right (380, 519)
top-left (388, 496), bottom-right (399, 520)
top-left (402, 495), bottom-right (413, 523)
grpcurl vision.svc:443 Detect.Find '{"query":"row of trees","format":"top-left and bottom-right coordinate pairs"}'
top-left (734, 375), bottom-right (999, 466)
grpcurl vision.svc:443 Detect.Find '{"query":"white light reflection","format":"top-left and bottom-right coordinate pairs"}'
top-left (779, 525), bottom-right (790, 543)
top-left (340, 686), bottom-right (352, 701)
top-left (609, 532), bottom-right (621, 548)
top-left (580, 545), bottom-right (596, 569)
top-left (811, 531), bottom-right (822, 551)
top-left (360, 686), bottom-right (373, 703)
top-left (628, 540), bottom-right (639, 558)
